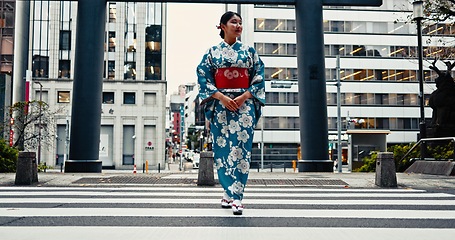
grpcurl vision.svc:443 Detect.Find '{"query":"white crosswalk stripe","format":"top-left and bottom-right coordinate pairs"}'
top-left (0, 186), bottom-right (454, 240)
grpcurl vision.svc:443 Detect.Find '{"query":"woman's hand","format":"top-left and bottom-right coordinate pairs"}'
top-left (234, 91), bottom-right (252, 108)
top-left (213, 92), bottom-right (239, 111)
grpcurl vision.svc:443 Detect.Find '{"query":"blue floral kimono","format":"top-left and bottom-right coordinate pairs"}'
top-left (197, 40), bottom-right (265, 201)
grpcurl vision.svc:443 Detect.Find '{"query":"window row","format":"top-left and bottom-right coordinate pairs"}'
top-left (255, 18), bottom-right (455, 36)
top-left (32, 56), bottom-right (70, 79)
top-left (328, 117), bottom-right (424, 131)
top-left (35, 90), bottom-right (157, 106)
top-left (31, 2), bottom-right (162, 81)
top-left (265, 67), bottom-right (444, 82)
top-left (255, 116), bottom-right (424, 131)
top-left (266, 91), bottom-right (429, 106)
top-left (255, 42), bottom-right (455, 59)
top-left (102, 91), bottom-right (157, 105)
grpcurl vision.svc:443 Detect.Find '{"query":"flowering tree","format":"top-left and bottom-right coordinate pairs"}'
top-left (2, 101), bottom-right (62, 151)
top-left (424, 0), bottom-right (455, 21)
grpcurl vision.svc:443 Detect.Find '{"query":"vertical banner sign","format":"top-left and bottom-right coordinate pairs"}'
top-left (180, 105), bottom-right (184, 132)
top-left (9, 130), bottom-right (13, 147)
top-left (9, 117), bottom-right (14, 147)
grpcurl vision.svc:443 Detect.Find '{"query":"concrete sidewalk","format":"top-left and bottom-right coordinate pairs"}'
top-left (0, 163), bottom-right (454, 192)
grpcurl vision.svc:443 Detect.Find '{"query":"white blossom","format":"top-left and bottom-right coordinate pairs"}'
top-left (239, 114), bottom-right (253, 128)
top-left (237, 130), bottom-right (249, 143)
top-left (239, 104), bottom-right (251, 114)
top-left (221, 125), bottom-right (229, 137)
top-left (237, 159), bottom-right (250, 174)
top-left (215, 158), bottom-right (224, 170)
top-left (230, 146), bottom-right (243, 161)
top-left (228, 181), bottom-right (245, 195)
top-left (216, 111), bottom-right (227, 125)
top-left (228, 120), bottom-right (241, 134)
top-left (216, 136), bottom-right (227, 148)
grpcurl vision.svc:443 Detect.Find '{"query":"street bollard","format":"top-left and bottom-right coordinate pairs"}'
top-left (292, 160), bottom-right (297, 172)
top-left (157, 163), bottom-right (160, 173)
top-left (375, 152), bottom-right (397, 188)
top-left (197, 151), bottom-right (215, 186)
top-left (15, 152), bottom-right (37, 185)
top-left (146, 160), bottom-right (149, 173)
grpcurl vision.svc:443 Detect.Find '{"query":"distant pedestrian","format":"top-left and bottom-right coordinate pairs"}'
top-left (197, 11), bottom-right (265, 215)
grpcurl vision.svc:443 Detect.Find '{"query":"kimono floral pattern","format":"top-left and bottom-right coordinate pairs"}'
top-left (197, 41), bottom-right (265, 200)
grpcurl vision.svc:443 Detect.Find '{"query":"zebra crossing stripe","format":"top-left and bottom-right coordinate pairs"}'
top-left (1, 197), bottom-right (455, 206)
top-left (0, 191), bottom-right (452, 198)
top-left (1, 208), bottom-right (454, 219)
top-left (0, 186), bottom-right (428, 193)
top-left (0, 226), bottom-right (454, 240)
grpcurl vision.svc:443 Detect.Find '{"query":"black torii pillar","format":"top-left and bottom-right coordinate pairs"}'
top-left (295, 0), bottom-right (332, 171)
top-left (294, 0), bottom-right (382, 171)
top-left (65, 0), bottom-right (106, 172)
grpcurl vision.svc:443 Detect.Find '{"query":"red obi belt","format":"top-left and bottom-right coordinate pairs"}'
top-left (215, 67), bottom-right (250, 89)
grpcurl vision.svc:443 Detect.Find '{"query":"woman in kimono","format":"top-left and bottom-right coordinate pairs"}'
top-left (197, 11), bottom-right (265, 215)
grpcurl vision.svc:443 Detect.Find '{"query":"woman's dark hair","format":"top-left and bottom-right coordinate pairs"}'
top-left (219, 11), bottom-right (242, 39)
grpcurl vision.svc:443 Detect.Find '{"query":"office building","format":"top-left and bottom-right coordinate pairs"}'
top-left (27, 1), bottom-right (167, 169)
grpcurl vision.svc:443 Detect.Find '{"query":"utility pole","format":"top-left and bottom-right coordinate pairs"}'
top-left (336, 55), bottom-right (342, 173)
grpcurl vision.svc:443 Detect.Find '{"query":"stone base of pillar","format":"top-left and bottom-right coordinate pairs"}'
top-left (64, 160), bottom-right (102, 173)
top-left (15, 152), bottom-right (38, 185)
top-left (197, 151), bottom-right (215, 186)
top-left (298, 160), bottom-right (333, 172)
top-left (375, 152), bottom-right (397, 188)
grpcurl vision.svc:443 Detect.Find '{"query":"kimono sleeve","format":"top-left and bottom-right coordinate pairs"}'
top-left (196, 48), bottom-right (218, 105)
top-left (248, 47), bottom-right (266, 106)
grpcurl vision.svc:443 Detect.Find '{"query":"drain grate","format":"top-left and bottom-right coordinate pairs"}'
top-left (73, 176), bottom-right (347, 186)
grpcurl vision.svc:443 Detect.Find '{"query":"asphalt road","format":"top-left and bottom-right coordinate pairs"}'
top-left (0, 185), bottom-right (454, 240)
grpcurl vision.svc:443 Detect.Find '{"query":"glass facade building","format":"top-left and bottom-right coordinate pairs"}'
top-left (238, 1), bottom-right (448, 163)
top-left (0, 0), bottom-right (14, 137)
top-left (26, 1), bottom-right (167, 169)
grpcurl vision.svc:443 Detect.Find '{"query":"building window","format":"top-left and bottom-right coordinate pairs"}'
top-left (58, 91), bottom-right (70, 103)
top-left (108, 31), bottom-right (116, 52)
top-left (123, 92), bottom-right (135, 104)
top-left (144, 92), bottom-right (157, 105)
top-left (108, 61), bottom-right (115, 79)
top-left (109, 3), bottom-right (117, 23)
top-left (58, 60), bottom-right (70, 78)
top-left (103, 92), bottom-right (114, 104)
top-left (122, 125), bottom-right (135, 165)
top-left (32, 55), bottom-right (49, 78)
top-left (124, 62), bottom-right (136, 80)
top-left (59, 30), bottom-right (71, 50)
top-left (145, 24), bottom-right (162, 80)
top-left (125, 32), bottom-right (136, 52)
top-left (35, 90), bottom-right (49, 103)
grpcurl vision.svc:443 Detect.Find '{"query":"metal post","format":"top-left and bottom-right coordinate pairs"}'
top-left (295, 0), bottom-right (332, 172)
top-left (65, 0), bottom-right (106, 172)
top-left (416, 17), bottom-right (427, 159)
top-left (336, 55), bottom-right (342, 173)
top-left (64, 115), bottom-right (69, 163)
top-left (35, 82), bottom-right (43, 165)
top-left (261, 117), bottom-right (264, 169)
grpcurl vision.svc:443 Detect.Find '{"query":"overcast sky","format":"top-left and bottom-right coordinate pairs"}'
top-left (166, 3), bottom-right (225, 95)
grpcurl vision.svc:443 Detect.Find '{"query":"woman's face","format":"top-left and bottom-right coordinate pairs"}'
top-left (222, 15), bottom-right (243, 40)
